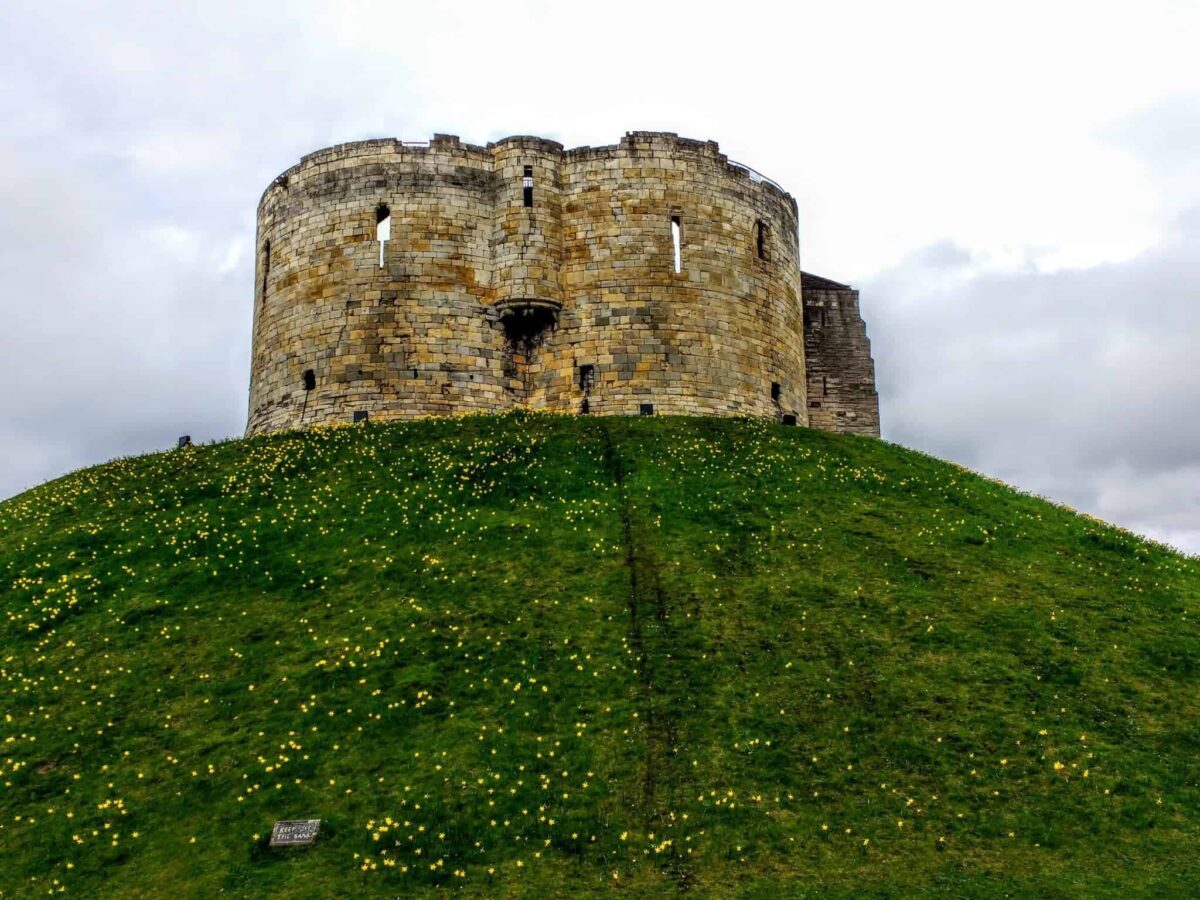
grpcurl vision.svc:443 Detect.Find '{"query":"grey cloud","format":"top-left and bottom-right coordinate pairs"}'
top-left (865, 205), bottom-right (1200, 553)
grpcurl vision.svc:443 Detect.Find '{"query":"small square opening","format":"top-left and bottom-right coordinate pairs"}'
top-left (640, 403), bottom-right (654, 416)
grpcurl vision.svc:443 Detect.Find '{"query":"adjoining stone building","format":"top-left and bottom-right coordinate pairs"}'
top-left (801, 273), bottom-right (880, 436)
top-left (245, 131), bottom-right (879, 436)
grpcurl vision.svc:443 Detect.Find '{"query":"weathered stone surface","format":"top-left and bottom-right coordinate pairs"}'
top-left (802, 273), bottom-right (881, 436)
top-left (245, 132), bottom-right (879, 436)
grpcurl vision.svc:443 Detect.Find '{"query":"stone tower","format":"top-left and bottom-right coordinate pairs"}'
top-left (246, 131), bottom-right (879, 436)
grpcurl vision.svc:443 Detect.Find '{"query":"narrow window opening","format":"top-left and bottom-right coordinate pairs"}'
top-left (756, 220), bottom-right (768, 260)
top-left (261, 240), bottom-right (271, 307)
top-left (670, 215), bottom-right (681, 273)
top-left (375, 203), bottom-right (391, 268)
top-left (578, 364), bottom-right (595, 392)
top-left (303, 369), bottom-right (316, 392)
top-left (522, 165), bottom-right (533, 208)
top-left (580, 397), bottom-right (590, 415)
top-left (771, 381), bottom-right (781, 401)
top-left (822, 376), bottom-right (828, 396)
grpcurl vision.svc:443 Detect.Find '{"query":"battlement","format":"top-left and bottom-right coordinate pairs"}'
top-left (262, 132), bottom-right (797, 214)
top-left (246, 132), bottom-right (877, 436)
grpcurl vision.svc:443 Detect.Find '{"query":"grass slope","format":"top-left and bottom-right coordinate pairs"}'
top-left (1, 415), bottom-right (1198, 897)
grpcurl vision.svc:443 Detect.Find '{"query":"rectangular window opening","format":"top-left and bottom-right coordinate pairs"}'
top-left (771, 381), bottom-right (781, 401)
top-left (523, 165), bottom-right (534, 208)
top-left (822, 376), bottom-right (828, 396)
top-left (376, 203), bottom-right (391, 268)
top-left (756, 220), bottom-right (768, 260)
top-left (578, 363), bottom-right (595, 391)
top-left (640, 403), bottom-right (655, 416)
top-left (670, 215), bottom-right (681, 274)
top-left (303, 369), bottom-right (316, 392)
top-left (261, 240), bottom-right (271, 307)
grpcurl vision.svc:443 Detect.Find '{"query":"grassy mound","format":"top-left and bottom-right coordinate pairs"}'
top-left (1, 415), bottom-right (1198, 896)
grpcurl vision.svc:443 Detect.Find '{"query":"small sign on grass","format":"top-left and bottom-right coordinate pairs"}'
top-left (269, 819), bottom-right (321, 847)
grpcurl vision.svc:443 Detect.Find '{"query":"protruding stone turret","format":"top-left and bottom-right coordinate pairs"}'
top-left (490, 136), bottom-right (565, 315)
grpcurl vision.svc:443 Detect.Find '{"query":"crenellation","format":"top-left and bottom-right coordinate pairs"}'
top-left (246, 131), bottom-right (879, 435)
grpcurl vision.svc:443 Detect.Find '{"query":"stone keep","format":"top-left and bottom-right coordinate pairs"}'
top-left (246, 132), bottom-right (879, 436)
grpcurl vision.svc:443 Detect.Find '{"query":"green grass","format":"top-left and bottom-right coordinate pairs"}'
top-left (1, 414), bottom-right (1198, 897)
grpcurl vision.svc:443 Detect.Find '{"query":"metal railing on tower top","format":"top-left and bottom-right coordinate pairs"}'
top-left (727, 159), bottom-right (787, 195)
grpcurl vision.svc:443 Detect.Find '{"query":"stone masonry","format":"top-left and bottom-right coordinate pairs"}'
top-left (246, 131), bottom-right (879, 436)
top-left (801, 272), bottom-right (881, 436)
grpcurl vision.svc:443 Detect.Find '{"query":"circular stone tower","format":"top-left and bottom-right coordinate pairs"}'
top-left (246, 131), bottom-right (806, 435)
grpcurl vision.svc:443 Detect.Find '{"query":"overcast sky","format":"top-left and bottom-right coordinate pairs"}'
top-left (2, 1), bottom-right (1198, 552)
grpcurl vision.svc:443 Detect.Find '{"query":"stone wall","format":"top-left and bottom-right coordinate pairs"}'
top-left (249, 135), bottom-right (505, 433)
top-left (801, 273), bottom-right (881, 436)
top-left (247, 131), bottom-right (844, 435)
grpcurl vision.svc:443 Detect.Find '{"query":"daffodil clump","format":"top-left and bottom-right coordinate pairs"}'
top-left (1, 413), bottom-right (1197, 895)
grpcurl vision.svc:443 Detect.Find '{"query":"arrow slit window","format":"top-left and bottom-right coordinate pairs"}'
top-left (671, 215), bottom-right (682, 273)
top-left (261, 240), bottom-right (271, 307)
top-left (376, 204), bottom-right (391, 268)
